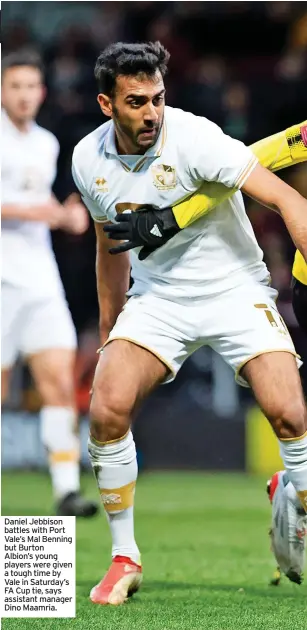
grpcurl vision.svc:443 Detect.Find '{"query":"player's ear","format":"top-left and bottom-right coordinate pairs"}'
top-left (97, 93), bottom-right (113, 118)
top-left (40, 85), bottom-right (47, 106)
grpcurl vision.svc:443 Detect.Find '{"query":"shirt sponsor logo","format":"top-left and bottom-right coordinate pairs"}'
top-left (95, 177), bottom-right (108, 192)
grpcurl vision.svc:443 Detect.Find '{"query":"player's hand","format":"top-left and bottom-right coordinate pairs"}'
top-left (103, 206), bottom-right (180, 260)
top-left (61, 194), bottom-right (89, 235)
top-left (39, 199), bottom-right (68, 229)
top-left (62, 204), bottom-right (89, 235)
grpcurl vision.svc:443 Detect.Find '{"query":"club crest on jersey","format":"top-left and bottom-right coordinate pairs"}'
top-left (151, 164), bottom-right (177, 190)
top-left (95, 177), bottom-right (108, 192)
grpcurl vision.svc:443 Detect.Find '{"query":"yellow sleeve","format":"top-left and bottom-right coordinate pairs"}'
top-left (173, 121), bottom-right (307, 229)
top-left (292, 249), bottom-right (307, 285)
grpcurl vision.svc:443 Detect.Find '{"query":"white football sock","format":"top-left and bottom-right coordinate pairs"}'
top-left (40, 406), bottom-right (80, 500)
top-left (88, 430), bottom-right (140, 564)
top-left (279, 431), bottom-right (307, 512)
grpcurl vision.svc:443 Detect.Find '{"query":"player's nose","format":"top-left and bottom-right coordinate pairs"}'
top-left (143, 103), bottom-right (159, 124)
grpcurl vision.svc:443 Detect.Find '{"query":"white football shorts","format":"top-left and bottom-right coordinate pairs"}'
top-left (105, 280), bottom-right (301, 387)
top-left (1, 283), bottom-right (77, 369)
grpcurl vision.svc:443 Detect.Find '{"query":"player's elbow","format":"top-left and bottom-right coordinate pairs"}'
top-left (265, 179), bottom-right (296, 210)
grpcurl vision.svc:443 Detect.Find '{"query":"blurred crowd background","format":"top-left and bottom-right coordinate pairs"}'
top-left (2, 1), bottom-right (307, 469)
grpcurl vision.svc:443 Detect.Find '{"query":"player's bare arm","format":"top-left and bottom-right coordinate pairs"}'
top-left (241, 163), bottom-right (307, 262)
top-left (95, 222), bottom-right (130, 345)
top-left (1, 198), bottom-right (68, 227)
top-left (1, 196), bottom-right (89, 235)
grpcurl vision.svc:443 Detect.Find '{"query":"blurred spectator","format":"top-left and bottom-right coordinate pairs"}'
top-left (89, 2), bottom-right (126, 49)
top-left (2, 21), bottom-right (35, 53)
top-left (179, 56), bottom-right (226, 123)
top-left (274, 49), bottom-right (307, 130)
top-left (289, 11), bottom-right (307, 49)
top-left (222, 82), bottom-right (251, 143)
top-left (147, 15), bottom-right (193, 78)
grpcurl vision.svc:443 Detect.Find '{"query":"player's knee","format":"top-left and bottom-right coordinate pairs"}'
top-left (38, 372), bottom-right (75, 407)
top-left (89, 388), bottom-right (132, 442)
top-left (269, 400), bottom-right (307, 439)
top-left (1, 370), bottom-right (10, 404)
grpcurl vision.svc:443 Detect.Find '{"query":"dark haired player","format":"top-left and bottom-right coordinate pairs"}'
top-left (72, 42), bottom-right (307, 604)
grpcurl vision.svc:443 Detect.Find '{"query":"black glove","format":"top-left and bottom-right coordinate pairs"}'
top-left (103, 206), bottom-right (181, 260)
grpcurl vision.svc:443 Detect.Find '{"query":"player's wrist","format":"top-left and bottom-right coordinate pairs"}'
top-left (160, 206), bottom-right (181, 235)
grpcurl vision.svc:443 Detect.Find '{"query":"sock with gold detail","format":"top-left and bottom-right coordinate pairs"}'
top-left (40, 406), bottom-right (80, 500)
top-left (279, 431), bottom-right (307, 512)
top-left (88, 430), bottom-right (140, 564)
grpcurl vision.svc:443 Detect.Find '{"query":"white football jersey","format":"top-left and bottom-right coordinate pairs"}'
top-left (72, 106), bottom-right (269, 299)
top-left (1, 110), bottom-right (63, 296)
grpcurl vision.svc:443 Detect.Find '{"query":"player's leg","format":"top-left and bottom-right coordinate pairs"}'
top-left (243, 350), bottom-right (307, 583)
top-left (89, 339), bottom-right (168, 605)
top-left (1, 368), bottom-right (11, 404)
top-left (88, 293), bottom-right (198, 605)
top-left (266, 469), bottom-right (306, 584)
top-left (265, 278), bottom-right (307, 583)
top-left (209, 281), bottom-right (307, 583)
top-left (1, 283), bottom-right (23, 402)
top-left (23, 295), bottom-right (97, 517)
top-left (241, 352), bottom-right (307, 507)
top-left (209, 281), bottom-right (307, 509)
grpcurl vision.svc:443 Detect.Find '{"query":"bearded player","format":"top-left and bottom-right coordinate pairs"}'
top-left (1, 50), bottom-right (98, 517)
top-left (72, 42), bottom-right (307, 604)
top-left (110, 119), bottom-right (307, 587)
top-left (111, 118), bottom-right (307, 587)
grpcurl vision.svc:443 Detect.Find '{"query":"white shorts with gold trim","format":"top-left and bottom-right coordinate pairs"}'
top-left (1, 283), bottom-right (77, 368)
top-left (105, 281), bottom-right (301, 387)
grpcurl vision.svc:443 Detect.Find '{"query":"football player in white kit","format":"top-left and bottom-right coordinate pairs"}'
top-left (72, 42), bottom-right (307, 604)
top-left (1, 51), bottom-right (98, 518)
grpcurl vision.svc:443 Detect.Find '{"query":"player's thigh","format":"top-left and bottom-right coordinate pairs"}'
top-left (241, 351), bottom-right (306, 437)
top-left (1, 282), bottom-right (24, 372)
top-left (29, 348), bottom-right (76, 407)
top-left (91, 340), bottom-right (169, 440)
top-left (93, 338), bottom-right (168, 411)
top-left (210, 281), bottom-right (305, 436)
top-left (90, 294), bottom-right (199, 439)
top-left (24, 294), bottom-right (77, 407)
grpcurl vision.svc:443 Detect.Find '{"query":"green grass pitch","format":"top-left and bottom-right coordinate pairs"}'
top-left (1, 471), bottom-right (306, 629)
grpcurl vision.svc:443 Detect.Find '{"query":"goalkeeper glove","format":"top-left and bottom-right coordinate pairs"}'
top-left (103, 207), bottom-right (180, 259)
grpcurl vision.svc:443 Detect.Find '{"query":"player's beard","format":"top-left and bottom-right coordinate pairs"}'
top-left (112, 106), bottom-right (161, 154)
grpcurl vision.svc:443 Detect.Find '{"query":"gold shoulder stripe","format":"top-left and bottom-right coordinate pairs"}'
top-left (236, 156), bottom-right (258, 189)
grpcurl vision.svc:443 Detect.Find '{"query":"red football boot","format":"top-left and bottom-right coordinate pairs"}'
top-left (90, 555), bottom-right (142, 605)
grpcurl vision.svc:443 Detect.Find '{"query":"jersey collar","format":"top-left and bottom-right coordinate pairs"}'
top-left (2, 109), bottom-right (36, 137)
top-left (104, 118), bottom-right (167, 172)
